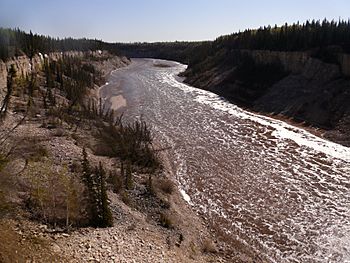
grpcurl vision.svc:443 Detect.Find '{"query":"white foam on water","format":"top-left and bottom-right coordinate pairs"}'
top-left (159, 66), bottom-right (350, 163)
top-left (153, 61), bottom-right (350, 262)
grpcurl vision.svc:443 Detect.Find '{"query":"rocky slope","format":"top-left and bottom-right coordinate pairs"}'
top-left (183, 50), bottom-right (350, 146)
top-left (0, 112), bottom-right (229, 263)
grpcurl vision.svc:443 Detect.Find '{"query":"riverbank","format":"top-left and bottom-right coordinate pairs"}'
top-left (0, 112), bottom-right (228, 262)
top-left (182, 50), bottom-right (350, 148)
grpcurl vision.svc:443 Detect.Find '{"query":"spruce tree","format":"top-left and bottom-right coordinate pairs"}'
top-left (125, 161), bottom-right (133, 190)
top-left (81, 148), bottom-right (98, 226)
top-left (81, 149), bottom-right (113, 227)
top-left (0, 64), bottom-right (16, 118)
top-left (97, 162), bottom-right (113, 227)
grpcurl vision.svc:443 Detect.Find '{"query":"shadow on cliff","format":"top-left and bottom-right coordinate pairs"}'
top-left (183, 49), bottom-right (350, 146)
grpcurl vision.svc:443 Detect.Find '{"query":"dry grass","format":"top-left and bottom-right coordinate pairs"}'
top-left (23, 161), bottom-right (86, 227)
top-left (0, 220), bottom-right (63, 262)
top-left (107, 171), bottom-right (123, 193)
top-left (201, 238), bottom-right (217, 254)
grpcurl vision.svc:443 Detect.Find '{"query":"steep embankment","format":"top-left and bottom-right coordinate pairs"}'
top-left (183, 50), bottom-right (350, 146)
top-left (0, 51), bottom-right (130, 103)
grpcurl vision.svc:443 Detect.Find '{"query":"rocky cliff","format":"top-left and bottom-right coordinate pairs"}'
top-left (243, 50), bottom-right (350, 77)
top-left (184, 50), bottom-right (350, 146)
top-left (0, 51), bottom-right (130, 103)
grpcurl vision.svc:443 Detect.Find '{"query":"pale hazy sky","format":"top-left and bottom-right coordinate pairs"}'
top-left (0, 0), bottom-right (349, 42)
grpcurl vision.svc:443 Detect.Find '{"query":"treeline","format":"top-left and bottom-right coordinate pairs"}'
top-left (116, 19), bottom-right (350, 67)
top-left (215, 19), bottom-right (350, 53)
top-left (181, 19), bottom-right (350, 73)
top-left (114, 41), bottom-right (207, 64)
top-left (0, 28), bottom-right (121, 61)
top-left (2, 19), bottom-right (350, 64)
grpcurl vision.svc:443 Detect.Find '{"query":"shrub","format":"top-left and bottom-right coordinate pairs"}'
top-left (159, 212), bottom-right (173, 229)
top-left (0, 153), bottom-right (7, 172)
top-left (24, 161), bottom-right (86, 227)
top-left (11, 137), bottom-right (48, 162)
top-left (107, 171), bottom-right (122, 193)
top-left (0, 155), bottom-right (11, 215)
top-left (96, 118), bottom-right (160, 170)
top-left (120, 191), bottom-right (131, 206)
top-left (157, 179), bottom-right (174, 195)
top-left (125, 161), bottom-right (133, 190)
top-left (53, 128), bottom-right (65, 137)
top-left (28, 145), bottom-right (48, 162)
top-left (92, 143), bottom-right (115, 157)
top-left (69, 160), bottom-right (82, 173)
top-left (81, 149), bottom-right (113, 227)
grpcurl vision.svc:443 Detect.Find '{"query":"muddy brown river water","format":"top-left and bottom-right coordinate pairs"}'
top-left (100, 58), bottom-right (350, 263)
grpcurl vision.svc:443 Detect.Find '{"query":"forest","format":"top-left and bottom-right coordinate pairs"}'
top-left (215, 19), bottom-right (350, 52)
top-left (111, 19), bottom-right (350, 67)
top-left (0, 28), bottom-right (121, 61)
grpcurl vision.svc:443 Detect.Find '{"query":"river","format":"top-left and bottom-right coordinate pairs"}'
top-left (100, 58), bottom-right (350, 263)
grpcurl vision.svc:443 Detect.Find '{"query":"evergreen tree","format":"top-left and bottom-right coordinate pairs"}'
top-left (81, 149), bottom-right (113, 227)
top-left (125, 161), bottom-right (133, 190)
top-left (97, 162), bottom-right (113, 227)
top-left (0, 64), bottom-right (16, 118)
top-left (81, 148), bottom-right (98, 226)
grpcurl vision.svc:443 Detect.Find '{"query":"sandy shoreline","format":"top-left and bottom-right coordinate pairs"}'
top-left (98, 66), bottom-right (129, 112)
top-left (109, 94), bottom-right (127, 110)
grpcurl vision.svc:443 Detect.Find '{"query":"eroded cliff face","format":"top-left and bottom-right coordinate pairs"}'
top-left (0, 52), bottom-right (80, 102)
top-left (184, 50), bottom-right (350, 146)
top-left (242, 50), bottom-right (350, 77)
top-left (0, 51), bottom-right (130, 103)
top-left (244, 50), bottom-right (309, 74)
